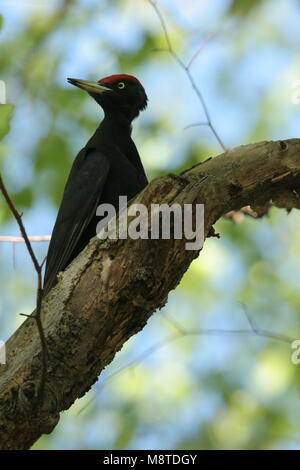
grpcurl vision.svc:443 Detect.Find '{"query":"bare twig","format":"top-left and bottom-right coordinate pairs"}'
top-left (187, 31), bottom-right (217, 69)
top-left (147, 0), bottom-right (226, 150)
top-left (240, 303), bottom-right (293, 343)
top-left (0, 235), bottom-right (51, 243)
top-left (184, 121), bottom-right (208, 130)
top-left (105, 308), bottom-right (293, 383)
top-left (78, 306), bottom-right (293, 415)
top-left (0, 174), bottom-right (47, 405)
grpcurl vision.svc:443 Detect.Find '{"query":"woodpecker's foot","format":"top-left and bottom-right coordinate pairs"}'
top-left (167, 173), bottom-right (189, 185)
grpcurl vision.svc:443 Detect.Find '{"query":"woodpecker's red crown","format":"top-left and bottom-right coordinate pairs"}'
top-left (98, 74), bottom-right (141, 86)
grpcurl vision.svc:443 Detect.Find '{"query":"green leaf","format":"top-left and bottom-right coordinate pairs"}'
top-left (0, 104), bottom-right (14, 139)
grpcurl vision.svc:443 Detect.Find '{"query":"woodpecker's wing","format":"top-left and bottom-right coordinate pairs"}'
top-left (43, 148), bottom-right (110, 294)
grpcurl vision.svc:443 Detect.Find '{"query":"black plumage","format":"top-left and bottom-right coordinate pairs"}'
top-left (43, 74), bottom-right (148, 294)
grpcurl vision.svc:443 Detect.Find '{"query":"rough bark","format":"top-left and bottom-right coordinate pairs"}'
top-left (1, 138), bottom-right (300, 450)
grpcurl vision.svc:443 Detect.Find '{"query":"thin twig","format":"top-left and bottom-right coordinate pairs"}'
top-left (104, 309), bottom-right (293, 383)
top-left (78, 306), bottom-right (293, 415)
top-left (0, 173), bottom-right (48, 406)
top-left (147, 0), bottom-right (226, 151)
top-left (184, 122), bottom-right (208, 130)
top-left (240, 303), bottom-right (293, 343)
top-left (187, 32), bottom-right (217, 69)
top-left (0, 235), bottom-right (51, 243)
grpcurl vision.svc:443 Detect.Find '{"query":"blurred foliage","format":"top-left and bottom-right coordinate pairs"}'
top-left (0, 104), bottom-right (14, 140)
top-left (228, 0), bottom-right (265, 16)
top-left (1, 0), bottom-right (300, 451)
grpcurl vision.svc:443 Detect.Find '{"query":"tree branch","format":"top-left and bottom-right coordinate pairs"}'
top-left (0, 138), bottom-right (300, 449)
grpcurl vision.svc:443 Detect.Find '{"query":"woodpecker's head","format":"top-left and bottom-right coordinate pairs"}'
top-left (67, 74), bottom-right (148, 121)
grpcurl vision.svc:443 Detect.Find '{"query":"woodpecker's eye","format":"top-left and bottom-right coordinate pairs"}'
top-left (118, 82), bottom-right (125, 89)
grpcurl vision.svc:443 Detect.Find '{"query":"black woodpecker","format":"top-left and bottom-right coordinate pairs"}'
top-left (43, 74), bottom-right (148, 295)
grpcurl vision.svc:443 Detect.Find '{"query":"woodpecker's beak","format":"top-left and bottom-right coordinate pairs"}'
top-left (67, 78), bottom-right (112, 94)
